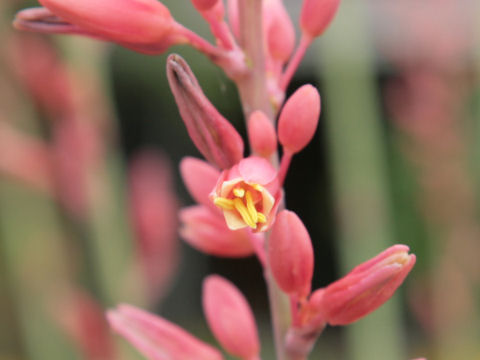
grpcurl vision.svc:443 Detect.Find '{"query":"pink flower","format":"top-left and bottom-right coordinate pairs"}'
top-left (56, 290), bottom-right (115, 360)
top-left (179, 157), bottom-right (257, 257)
top-left (305, 245), bottom-right (416, 327)
top-left (108, 304), bottom-right (224, 360)
top-left (211, 156), bottom-right (280, 232)
top-left (203, 275), bottom-right (260, 359)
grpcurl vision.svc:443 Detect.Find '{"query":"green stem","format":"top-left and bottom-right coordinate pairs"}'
top-left (316, 2), bottom-right (405, 360)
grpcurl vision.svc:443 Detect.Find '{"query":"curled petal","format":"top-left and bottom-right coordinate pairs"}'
top-left (180, 157), bottom-right (220, 210)
top-left (180, 205), bottom-right (255, 257)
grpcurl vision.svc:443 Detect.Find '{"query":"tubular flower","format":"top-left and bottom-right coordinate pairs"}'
top-left (303, 245), bottom-right (416, 328)
top-left (211, 157), bottom-right (280, 232)
top-left (14, 0), bottom-right (184, 54)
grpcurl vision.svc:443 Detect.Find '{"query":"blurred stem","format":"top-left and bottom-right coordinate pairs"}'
top-left (316, 2), bottom-right (405, 360)
top-left (0, 231), bottom-right (26, 359)
top-left (58, 38), bottom-right (139, 307)
top-left (237, 1), bottom-right (291, 359)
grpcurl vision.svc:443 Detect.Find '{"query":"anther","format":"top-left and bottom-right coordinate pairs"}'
top-left (233, 198), bottom-right (256, 229)
top-left (245, 191), bottom-right (258, 223)
top-left (233, 188), bottom-right (245, 198)
top-left (214, 197), bottom-right (235, 210)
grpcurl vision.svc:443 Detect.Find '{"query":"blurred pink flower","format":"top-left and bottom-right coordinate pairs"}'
top-left (57, 290), bottom-right (115, 360)
top-left (128, 150), bottom-right (179, 301)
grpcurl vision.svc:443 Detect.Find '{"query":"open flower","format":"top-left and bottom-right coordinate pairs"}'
top-left (211, 156), bottom-right (280, 232)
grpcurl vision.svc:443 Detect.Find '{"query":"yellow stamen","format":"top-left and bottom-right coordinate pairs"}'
top-left (214, 197), bottom-right (235, 210)
top-left (257, 212), bottom-right (267, 223)
top-left (245, 191), bottom-right (258, 223)
top-left (233, 188), bottom-right (245, 198)
top-left (233, 198), bottom-right (256, 229)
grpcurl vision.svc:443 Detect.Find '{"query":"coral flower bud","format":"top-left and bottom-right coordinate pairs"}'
top-left (247, 111), bottom-right (277, 158)
top-left (180, 157), bottom-right (221, 211)
top-left (264, 0), bottom-right (296, 62)
top-left (309, 245), bottom-right (416, 326)
top-left (211, 156), bottom-right (280, 232)
top-left (300, 0), bottom-right (341, 39)
top-left (35, 0), bottom-right (175, 45)
top-left (108, 304), bottom-right (224, 360)
top-left (191, 0), bottom-right (219, 12)
top-left (269, 210), bottom-right (314, 298)
top-left (180, 205), bottom-right (255, 257)
top-left (167, 54), bottom-right (244, 169)
top-left (203, 275), bottom-right (260, 359)
top-left (278, 85), bottom-right (321, 154)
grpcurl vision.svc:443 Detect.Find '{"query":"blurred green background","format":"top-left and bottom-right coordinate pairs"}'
top-left (1, 1), bottom-right (480, 359)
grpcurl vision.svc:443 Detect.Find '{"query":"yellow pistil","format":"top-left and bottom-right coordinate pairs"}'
top-left (233, 198), bottom-right (256, 229)
top-left (214, 197), bottom-right (235, 210)
top-left (245, 191), bottom-right (258, 223)
top-left (233, 188), bottom-right (245, 198)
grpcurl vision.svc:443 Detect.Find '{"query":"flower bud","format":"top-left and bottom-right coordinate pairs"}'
top-left (167, 54), bottom-right (244, 169)
top-left (309, 245), bottom-right (416, 326)
top-left (191, 0), bottom-right (219, 12)
top-left (247, 111), bottom-right (277, 158)
top-left (278, 85), bottom-right (321, 154)
top-left (180, 157), bottom-right (220, 211)
top-left (35, 0), bottom-right (175, 45)
top-left (180, 205), bottom-right (255, 257)
top-left (203, 275), bottom-right (260, 358)
top-left (269, 210), bottom-right (314, 298)
top-left (264, 0), bottom-right (295, 62)
top-left (300, 0), bottom-right (341, 38)
top-left (211, 156), bottom-right (280, 232)
top-left (107, 304), bottom-right (223, 360)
